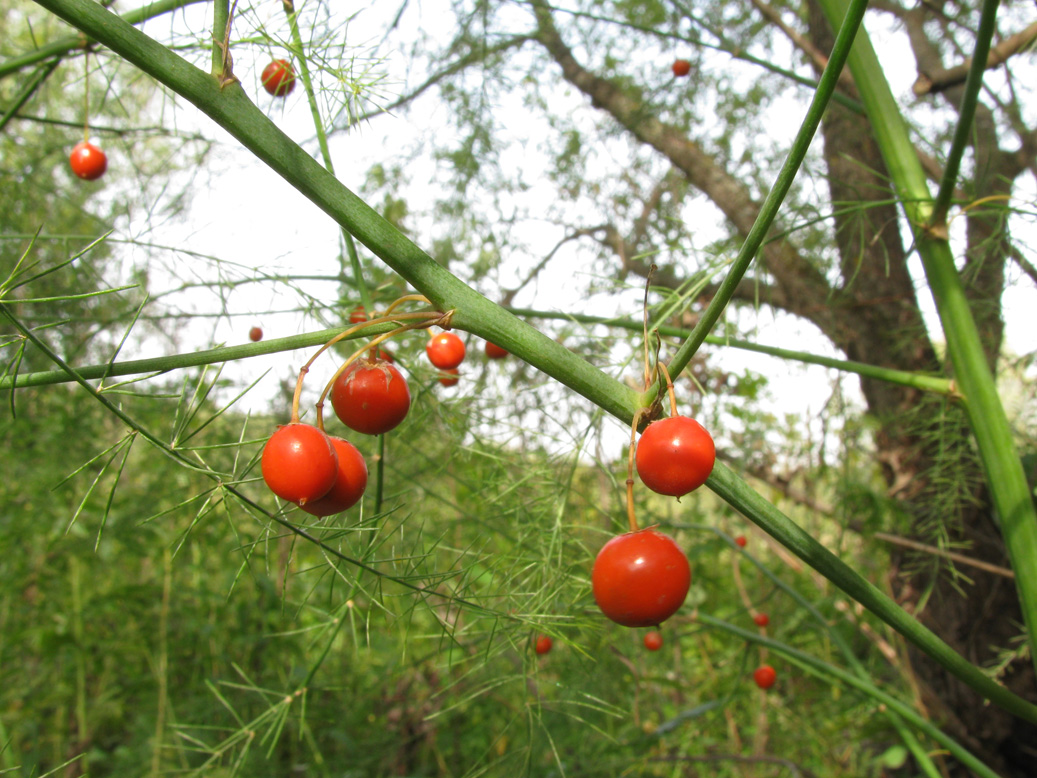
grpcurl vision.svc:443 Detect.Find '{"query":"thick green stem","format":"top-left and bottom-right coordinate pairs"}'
top-left (817, 0), bottom-right (1037, 683)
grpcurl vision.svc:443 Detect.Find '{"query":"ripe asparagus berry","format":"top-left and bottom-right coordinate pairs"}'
top-left (753, 613), bottom-right (770, 627)
top-left (299, 436), bottom-right (368, 517)
top-left (426, 332), bottom-right (466, 370)
top-left (735, 535), bottom-right (747, 548)
top-left (636, 416), bottom-right (715, 497)
top-left (438, 368), bottom-right (460, 387)
top-left (249, 326), bottom-right (263, 342)
top-left (592, 529), bottom-right (690, 628)
top-left (69, 141), bottom-right (107, 180)
top-left (331, 359), bottom-right (411, 435)
top-left (485, 341), bottom-right (508, 359)
top-left (754, 665), bottom-right (777, 690)
top-left (672, 59), bottom-right (691, 77)
top-left (535, 635), bottom-right (553, 655)
top-left (643, 631), bottom-right (663, 651)
top-left (261, 59), bottom-right (296, 97)
top-left (349, 306), bottom-right (367, 324)
top-left (261, 423), bottom-right (338, 506)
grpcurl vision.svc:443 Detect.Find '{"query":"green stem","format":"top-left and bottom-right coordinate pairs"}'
top-left (211, 0), bottom-right (230, 79)
top-left (817, 0), bottom-right (1037, 684)
top-left (668, 0), bottom-right (869, 384)
top-left (0, 308), bottom-right (955, 398)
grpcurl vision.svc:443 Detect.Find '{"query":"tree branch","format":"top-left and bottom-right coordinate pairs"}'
top-left (913, 20), bottom-right (1037, 97)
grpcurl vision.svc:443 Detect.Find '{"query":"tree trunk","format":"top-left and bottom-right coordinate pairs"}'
top-left (803, 2), bottom-right (1037, 774)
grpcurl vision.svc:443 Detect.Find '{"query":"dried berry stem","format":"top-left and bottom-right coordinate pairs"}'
top-left (625, 410), bottom-right (644, 533)
top-left (290, 309), bottom-right (445, 424)
top-left (658, 362), bottom-right (678, 418)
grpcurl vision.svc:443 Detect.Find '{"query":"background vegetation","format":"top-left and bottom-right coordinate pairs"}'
top-left (1, 0), bottom-right (1036, 776)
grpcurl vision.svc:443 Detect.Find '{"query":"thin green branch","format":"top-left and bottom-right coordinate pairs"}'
top-left (929, 0), bottom-right (1002, 229)
top-left (667, 0), bottom-right (869, 388)
top-left (507, 307), bottom-right (956, 397)
top-left (0, 58), bottom-right (60, 134)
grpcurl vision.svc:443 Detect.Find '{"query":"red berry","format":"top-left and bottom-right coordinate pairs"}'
top-left (754, 665), bottom-right (777, 690)
top-left (261, 59), bottom-right (296, 97)
top-left (261, 423), bottom-right (338, 506)
top-left (438, 368), bottom-right (460, 387)
top-left (535, 635), bottom-right (553, 655)
top-left (735, 535), bottom-right (747, 548)
top-left (426, 332), bottom-right (466, 370)
top-left (349, 306), bottom-right (368, 324)
top-left (592, 529), bottom-right (690, 628)
top-left (485, 341), bottom-right (508, 359)
top-left (753, 613), bottom-right (770, 627)
top-left (249, 326), bottom-right (263, 342)
top-left (636, 416), bottom-right (715, 497)
top-left (299, 436), bottom-right (368, 517)
top-left (69, 141), bottom-right (107, 180)
top-left (376, 347), bottom-right (394, 364)
top-left (672, 59), bottom-right (691, 77)
top-left (643, 631), bottom-right (663, 651)
top-left (331, 359), bottom-right (411, 435)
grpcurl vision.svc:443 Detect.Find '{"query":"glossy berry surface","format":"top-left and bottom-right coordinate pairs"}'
top-left (69, 141), bottom-right (108, 180)
top-left (485, 341), bottom-right (508, 359)
top-left (643, 631), bottom-right (663, 651)
top-left (754, 665), bottom-right (777, 690)
top-left (261, 423), bottom-right (338, 506)
top-left (261, 59), bottom-right (296, 97)
top-left (331, 360), bottom-right (411, 435)
top-left (592, 529), bottom-right (690, 628)
top-left (535, 635), bottom-right (553, 655)
top-left (299, 436), bottom-right (368, 517)
top-left (753, 613), bottom-right (770, 627)
top-left (735, 535), bottom-right (747, 548)
top-left (636, 416), bottom-right (715, 497)
top-left (672, 59), bottom-right (691, 77)
top-left (249, 326), bottom-right (263, 342)
top-left (426, 332), bottom-right (466, 370)
top-left (438, 368), bottom-right (460, 387)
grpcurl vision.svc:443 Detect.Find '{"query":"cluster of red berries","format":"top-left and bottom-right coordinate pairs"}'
top-left (260, 301), bottom-right (512, 514)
